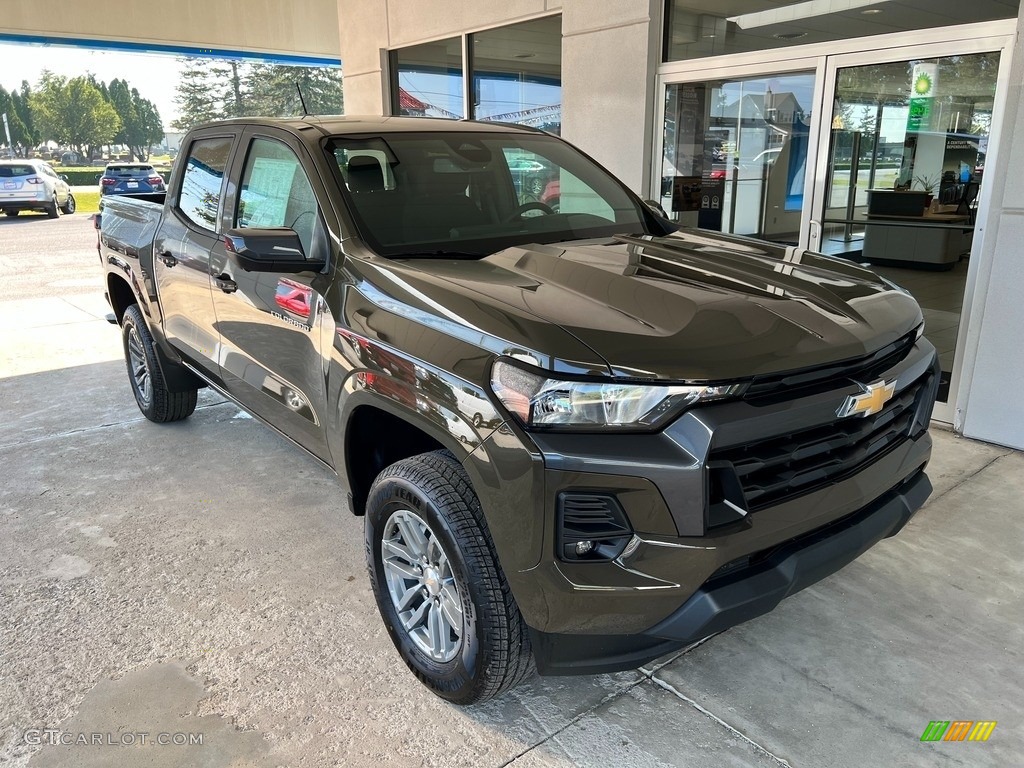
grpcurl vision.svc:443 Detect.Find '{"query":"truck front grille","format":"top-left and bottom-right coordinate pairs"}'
top-left (710, 370), bottom-right (934, 513)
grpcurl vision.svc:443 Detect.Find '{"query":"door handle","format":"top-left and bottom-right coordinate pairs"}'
top-left (160, 252), bottom-right (177, 267)
top-left (215, 274), bottom-right (238, 294)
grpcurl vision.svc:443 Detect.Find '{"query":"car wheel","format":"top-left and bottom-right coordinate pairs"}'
top-left (365, 450), bottom-right (534, 704)
top-left (61, 193), bottom-right (76, 215)
top-left (121, 304), bottom-right (198, 423)
top-left (46, 194), bottom-right (60, 219)
top-left (4, 210), bottom-right (17, 217)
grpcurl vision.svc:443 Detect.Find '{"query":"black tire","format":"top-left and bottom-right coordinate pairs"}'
top-left (46, 194), bottom-right (60, 219)
top-left (61, 192), bottom-right (76, 215)
top-left (4, 210), bottom-right (17, 217)
top-left (121, 304), bottom-right (198, 423)
top-left (365, 450), bottom-right (534, 704)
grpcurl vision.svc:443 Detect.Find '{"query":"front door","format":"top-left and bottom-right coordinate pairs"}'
top-left (810, 38), bottom-right (1013, 421)
top-left (207, 131), bottom-right (333, 461)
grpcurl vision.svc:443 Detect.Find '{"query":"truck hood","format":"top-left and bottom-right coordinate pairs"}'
top-left (391, 230), bottom-right (923, 381)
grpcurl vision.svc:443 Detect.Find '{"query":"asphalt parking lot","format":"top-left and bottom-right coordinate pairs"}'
top-left (1, 215), bottom-right (1021, 767)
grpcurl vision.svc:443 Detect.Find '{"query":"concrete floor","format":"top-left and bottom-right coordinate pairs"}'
top-left (1, 216), bottom-right (1020, 767)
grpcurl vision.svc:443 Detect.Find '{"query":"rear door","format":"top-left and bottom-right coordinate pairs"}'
top-left (207, 127), bottom-right (334, 460)
top-left (152, 131), bottom-right (239, 379)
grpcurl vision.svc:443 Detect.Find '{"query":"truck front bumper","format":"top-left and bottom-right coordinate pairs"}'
top-left (466, 339), bottom-right (939, 675)
top-left (530, 465), bottom-right (930, 674)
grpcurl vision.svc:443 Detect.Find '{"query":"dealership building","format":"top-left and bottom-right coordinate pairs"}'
top-left (3, 0), bottom-right (1023, 448)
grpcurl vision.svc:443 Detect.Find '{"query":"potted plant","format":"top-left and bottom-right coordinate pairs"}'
top-left (914, 174), bottom-right (940, 207)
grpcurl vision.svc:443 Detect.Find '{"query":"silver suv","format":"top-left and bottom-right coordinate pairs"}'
top-left (0, 159), bottom-right (76, 218)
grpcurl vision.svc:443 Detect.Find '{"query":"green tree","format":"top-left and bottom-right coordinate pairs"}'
top-left (17, 81), bottom-right (38, 145)
top-left (31, 72), bottom-right (121, 158)
top-left (108, 79), bottom-right (164, 160)
top-left (171, 58), bottom-right (223, 130)
top-left (171, 57), bottom-right (344, 130)
top-left (0, 87), bottom-right (29, 156)
top-left (246, 63), bottom-right (344, 116)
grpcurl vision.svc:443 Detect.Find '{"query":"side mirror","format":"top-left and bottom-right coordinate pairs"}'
top-left (643, 199), bottom-right (668, 218)
top-left (60, 174), bottom-right (69, 182)
top-left (224, 227), bottom-right (325, 273)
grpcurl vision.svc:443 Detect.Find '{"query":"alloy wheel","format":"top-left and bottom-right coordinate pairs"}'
top-left (381, 509), bottom-right (464, 662)
top-left (126, 325), bottom-right (152, 407)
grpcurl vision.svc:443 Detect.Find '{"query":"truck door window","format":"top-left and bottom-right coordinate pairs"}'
top-left (177, 137), bottom-right (232, 231)
top-left (237, 138), bottom-right (319, 255)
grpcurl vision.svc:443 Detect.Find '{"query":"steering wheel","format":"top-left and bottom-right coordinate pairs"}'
top-left (504, 201), bottom-right (555, 222)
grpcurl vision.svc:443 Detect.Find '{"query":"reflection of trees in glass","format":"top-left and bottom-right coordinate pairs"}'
top-left (836, 53), bottom-right (1000, 135)
top-left (173, 58), bottom-right (344, 131)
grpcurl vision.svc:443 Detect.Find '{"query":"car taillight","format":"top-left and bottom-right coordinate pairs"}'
top-left (148, 176), bottom-right (163, 185)
top-left (101, 178), bottom-right (116, 186)
top-left (26, 177), bottom-right (44, 185)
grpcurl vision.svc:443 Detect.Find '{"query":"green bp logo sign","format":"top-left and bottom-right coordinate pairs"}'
top-left (913, 72), bottom-right (933, 96)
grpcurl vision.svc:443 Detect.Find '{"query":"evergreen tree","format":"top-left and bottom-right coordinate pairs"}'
top-left (171, 58), bottom-right (223, 130)
top-left (108, 79), bottom-right (165, 160)
top-left (246, 64), bottom-right (344, 116)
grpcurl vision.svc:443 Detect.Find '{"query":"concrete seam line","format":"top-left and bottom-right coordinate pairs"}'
top-left (495, 677), bottom-right (649, 768)
top-left (649, 675), bottom-right (794, 768)
top-left (638, 634), bottom-right (717, 677)
top-left (562, 17), bottom-right (651, 39)
top-left (0, 402), bottom-right (229, 450)
top-left (923, 449), bottom-right (1012, 508)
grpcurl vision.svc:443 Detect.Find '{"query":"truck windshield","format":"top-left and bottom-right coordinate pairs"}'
top-left (327, 132), bottom-right (663, 258)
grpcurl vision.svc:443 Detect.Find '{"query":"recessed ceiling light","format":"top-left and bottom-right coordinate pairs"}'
top-left (861, 8), bottom-right (884, 14)
top-left (773, 32), bottom-right (808, 40)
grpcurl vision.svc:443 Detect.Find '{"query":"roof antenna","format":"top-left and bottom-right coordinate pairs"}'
top-left (296, 82), bottom-right (310, 116)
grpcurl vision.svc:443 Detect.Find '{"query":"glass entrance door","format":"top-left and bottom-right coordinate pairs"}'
top-left (660, 71), bottom-right (816, 244)
top-left (813, 46), bottom-right (1006, 419)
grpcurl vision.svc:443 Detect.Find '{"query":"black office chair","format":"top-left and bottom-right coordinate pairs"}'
top-left (956, 182), bottom-right (979, 223)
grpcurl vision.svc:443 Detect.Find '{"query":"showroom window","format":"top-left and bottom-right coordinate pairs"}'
top-left (664, 0), bottom-right (1021, 62)
top-left (391, 37), bottom-right (465, 119)
top-left (390, 16), bottom-right (561, 132)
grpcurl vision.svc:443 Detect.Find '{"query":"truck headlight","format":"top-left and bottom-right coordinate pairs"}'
top-left (490, 360), bottom-right (744, 431)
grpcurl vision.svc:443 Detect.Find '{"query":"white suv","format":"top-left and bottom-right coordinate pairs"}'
top-left (0, 159), bottom-right (76, 218)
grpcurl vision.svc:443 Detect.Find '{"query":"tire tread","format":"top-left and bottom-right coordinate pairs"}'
top-left (368, 451), bottom-right (534, 703)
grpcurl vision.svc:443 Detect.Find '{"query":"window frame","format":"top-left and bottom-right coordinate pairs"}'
top-left (387, 12), bottom-right (562, 124)
top-left (172, 132), bottom-right (239, 235)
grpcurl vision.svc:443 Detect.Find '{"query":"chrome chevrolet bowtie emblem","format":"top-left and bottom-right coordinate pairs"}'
top-left (837, 379), bottom-right (897, 418)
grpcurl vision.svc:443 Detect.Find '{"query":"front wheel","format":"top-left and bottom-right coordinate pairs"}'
top-left (365, 451), bottom-right (534, 704)
top-left (121, 304), bottom-right (198, 422)
top-left (61, 192), bottom-right (76, 214)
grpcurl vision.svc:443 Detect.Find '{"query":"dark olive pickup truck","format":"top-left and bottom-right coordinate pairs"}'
top-left (97, 116), bottom-right (938, 704)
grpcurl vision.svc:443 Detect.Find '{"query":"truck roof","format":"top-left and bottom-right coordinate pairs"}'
top-left (188, 115), bottom-right (545, 136)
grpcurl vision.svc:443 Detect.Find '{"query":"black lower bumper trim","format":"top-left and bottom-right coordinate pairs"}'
top-left (531, 469), bottom-right (931, 675)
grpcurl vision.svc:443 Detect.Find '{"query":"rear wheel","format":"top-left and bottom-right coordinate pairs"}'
top-left (121, 304), bottom-right (198, 423)
top-left (365, 450), bottom-right (534, 704)
top-left (46, 194), bottom-right (60, 219)
top-left (61, 193), bottom-right (76, 214)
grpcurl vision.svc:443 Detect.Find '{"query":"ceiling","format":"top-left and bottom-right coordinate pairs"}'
top-left (666, 0), bottom-right (1019, 59)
